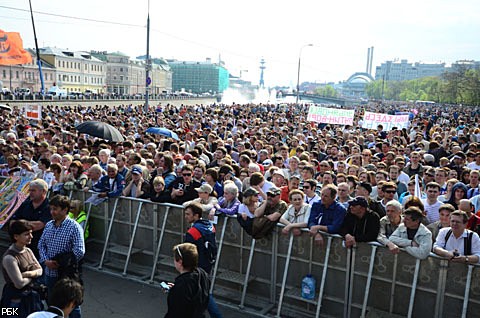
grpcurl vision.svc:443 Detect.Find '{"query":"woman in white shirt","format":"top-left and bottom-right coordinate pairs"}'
top-left (280, 189), bottom-right (311, 236)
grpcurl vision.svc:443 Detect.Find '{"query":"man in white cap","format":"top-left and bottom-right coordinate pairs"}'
top-left (271, 169), bottom-right (286, 188)
top-left (183, 183), bottom-right (218, 214)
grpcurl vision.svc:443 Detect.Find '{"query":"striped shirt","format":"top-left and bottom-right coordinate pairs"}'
top-left (38, 217), bottom-right (85, 277)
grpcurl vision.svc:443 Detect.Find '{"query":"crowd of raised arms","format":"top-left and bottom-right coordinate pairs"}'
top-left (2, 100), bottom-right (480, 263)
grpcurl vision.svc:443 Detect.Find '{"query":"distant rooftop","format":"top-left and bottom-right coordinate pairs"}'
top-left (39, 47), bottom-right (103, 62)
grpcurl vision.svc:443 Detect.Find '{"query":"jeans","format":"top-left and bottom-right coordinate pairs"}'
top-left (45, 275), bottom-right (82, 318)
top-left (207, 294), bottom-right (222, 318)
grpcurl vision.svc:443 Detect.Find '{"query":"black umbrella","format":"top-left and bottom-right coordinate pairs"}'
top-left (0, 104), bottom-right (12, 112)
top-left (75, 121), bottom-right (125, 142)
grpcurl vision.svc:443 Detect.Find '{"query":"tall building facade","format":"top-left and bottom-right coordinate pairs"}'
top-left (39, 47), bottom-right (106, 93)
top-left (169, 59), bottom-right (229, 94)
top-left (93, 52), bottom-right (173, 95)
top-left (375, 60), bottom-right (446, 81)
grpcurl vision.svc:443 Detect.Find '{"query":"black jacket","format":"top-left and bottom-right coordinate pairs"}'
top-left (165, 268), bottom-right (210, 318)
top-left (168, 177), bottom-right (201, 205)
top-left (339, 210), bottom-right (380, 242)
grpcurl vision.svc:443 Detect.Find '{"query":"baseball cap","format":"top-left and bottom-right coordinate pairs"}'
top-left (272, 169), bottom-right (285, 178)
top-left (243, 187), bottom-right (259, 198)
top-left (348, 196), bottom-right (369, 208)
top-left (131, 166), bottom-right (142, 175)
top-left (267, 187), bottom-right (281, 196)
top-left (358, 182), bottom-right (372, 194)
top-left (195, 183), bottom-right (213, 193)
top-left (262, 159), bottom-right (273, 166)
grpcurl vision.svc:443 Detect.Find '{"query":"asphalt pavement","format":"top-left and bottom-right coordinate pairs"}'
top-left (0, 265), bottom-right (252, 318)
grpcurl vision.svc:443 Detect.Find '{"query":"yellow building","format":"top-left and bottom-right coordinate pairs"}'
top-left (39, 47), bottom-right (106, 93)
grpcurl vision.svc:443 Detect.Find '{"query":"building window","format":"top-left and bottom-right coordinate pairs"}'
top-left (120, 75), bottom-right (123, 81)
top-left (2, 70), bottom-right (5, 78)
top-left (62, 61), bottom-right (65, 68)
top-left (16, 71), bottom-right (19, 79)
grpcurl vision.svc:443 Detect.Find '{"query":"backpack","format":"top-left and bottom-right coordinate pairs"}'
top-left (443, 229), bottom-right (474, 255)
top-left (187, 225), bottom-right (217, 273)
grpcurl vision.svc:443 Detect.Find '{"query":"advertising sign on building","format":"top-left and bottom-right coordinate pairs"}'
top-left (362, 111), bottom-right (409, 131)
top-left (307, 106), bottom-right (355, 125)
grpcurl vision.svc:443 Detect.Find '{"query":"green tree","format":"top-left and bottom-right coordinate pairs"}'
top-left (315, 85), bottom-right (338, 98)
top-left (365, 70), bottom-right (480, 105)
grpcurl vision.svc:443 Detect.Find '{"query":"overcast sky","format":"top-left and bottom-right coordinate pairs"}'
top-left (2, 0), bottom-right (479, 87)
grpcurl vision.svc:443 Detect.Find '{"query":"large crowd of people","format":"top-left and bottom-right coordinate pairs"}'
top-left (2, 100), bottom-right (480, 317)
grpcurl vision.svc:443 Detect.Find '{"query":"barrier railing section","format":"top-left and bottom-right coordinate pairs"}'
top-left (64, 190), bottom-right (480, 317)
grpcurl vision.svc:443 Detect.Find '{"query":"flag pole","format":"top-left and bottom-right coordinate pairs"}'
top-left (144, 0), bottom-right (151, 114)
top-left (28, 0), bottom-right (45, 95)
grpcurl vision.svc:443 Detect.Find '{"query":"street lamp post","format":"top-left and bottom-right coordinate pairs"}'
top-left (296, 44), bottom-right (313, 106)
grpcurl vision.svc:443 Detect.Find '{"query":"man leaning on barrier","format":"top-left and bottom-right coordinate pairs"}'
top-left (377, 200), bottom-right (403, 254)
top-left (339, 196), bottom-right (380, 248)
top-left (308, 185), bottom-right (346, 246)
top-left (92, 163), bottom-right (125, 198)
top-left (389, 207), bottom-right (433, 260)
top-left (433, 210), bottom-right (480, 264)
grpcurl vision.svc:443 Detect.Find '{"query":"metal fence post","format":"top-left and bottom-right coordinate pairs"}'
top-left (407, 258), bottom-right (421, 318)
top-left (98, 198), bottom-right (119, 270)
top-left (315, 235), bottom-right (333, 318)
top-left (149, 206), bottom-right (170, 283)
top-left (434, 258), bottom-right (448, 318)
top-left (461, 265), bottom-right (474, 318)
top-left (275, 232), bottom-right (294, 318)
top-left (210, 216), bottom-right (229, 294)
top-left (361, 245), bottom-right (378, 318)
top-left (122, 202), bottom-right (143, 276)
top-left (239, 239), bottom-right (256, 309)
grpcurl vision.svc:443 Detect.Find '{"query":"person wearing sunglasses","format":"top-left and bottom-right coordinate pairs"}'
top-left (379, 182), bottom-right (397, 218)
top-left (169, 165), bottom-right (202, 205)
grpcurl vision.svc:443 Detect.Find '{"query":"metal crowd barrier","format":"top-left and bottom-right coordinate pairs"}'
top-left (40, 191), bottom-right (480, 317)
